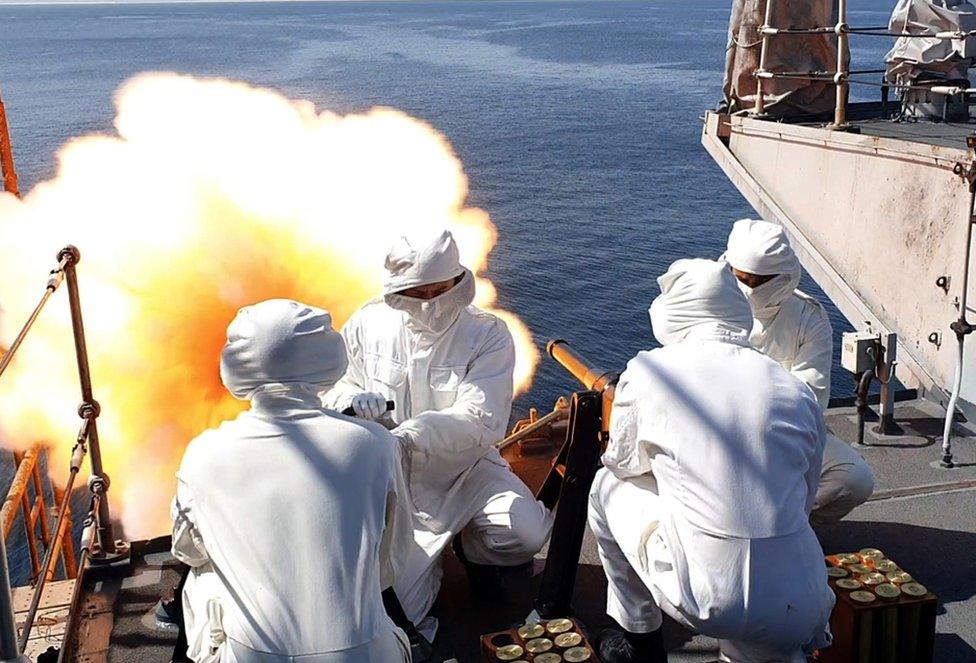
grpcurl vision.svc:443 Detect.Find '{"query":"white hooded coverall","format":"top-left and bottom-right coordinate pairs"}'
top-left (725, 218), bottom-right (875, 521)
top-left (323, 230), bottom-right (553, 625)
top-left (587, 259), bottom-right (835, 663)
top-left (171, 299), bottom-right (411, 663)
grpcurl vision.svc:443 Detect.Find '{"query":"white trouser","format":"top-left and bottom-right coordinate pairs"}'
top-left (396, 454), bottom-right (553, 624)
top-left (587, 469), bottom-right (831, 663)
top-left (183, 567), bottom-right (410, 663)
top-left (812, 434), bottom-right (875, 523)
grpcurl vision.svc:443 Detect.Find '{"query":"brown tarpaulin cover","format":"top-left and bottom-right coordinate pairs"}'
top-left (723, 0), bottom-right (841, 117)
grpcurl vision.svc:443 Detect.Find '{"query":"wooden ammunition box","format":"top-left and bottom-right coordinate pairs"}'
top-left (481, 617), bottom-right (600, 662)
top-left (817, 556), bottom-right (937, 663)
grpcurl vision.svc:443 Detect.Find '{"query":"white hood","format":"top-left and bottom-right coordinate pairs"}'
top-left (383, 230), bottom-right (474, 334)
top-left (219, 299), bottom-right (347, 399)
top-left (723, 218), bottom-right (802, 321)
top-left (649, 259), bottom-right (754, 346)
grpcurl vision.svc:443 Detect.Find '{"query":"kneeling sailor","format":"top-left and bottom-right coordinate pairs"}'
top-left (590, 260), bottom-right (834, 663)
top-left (171, 299), bottom-right (411, 663)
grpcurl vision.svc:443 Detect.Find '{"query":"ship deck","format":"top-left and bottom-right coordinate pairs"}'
top-left (795, 101), bottom-right (976, 151)
top-left (63, 397), bottom-right (976, 663)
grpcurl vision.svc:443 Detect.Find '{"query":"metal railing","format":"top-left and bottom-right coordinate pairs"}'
top-left (0, 447), bottom-right (77, 586)
top-left (0, 246), bottom-right (128, 661)
top-left (751, 1), bottom-right (976, 128)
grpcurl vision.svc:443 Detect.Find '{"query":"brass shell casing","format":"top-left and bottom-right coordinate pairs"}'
top-left (546, 619), bottom-right (573, 635)
top-left (534, 654), bottom-right (562, 663)
top-left (875, 583), bottom-right (901, 599)
top-left (850, 590), bottom-right (877, 604)
top-left (872, 559), bottom-right (898, 573)
top-left (555, 632), bottom-right (583, 648)
top-left (887, 571), bottom-right (913, 585)
top-left (563, 647), bottom-right (593, 662)
top-left (495, 644), bottom-right (524, 661)
top-left (517, 624), bottom-right (545, 640)
top-left (859, 572), bottom-right (886, 586)
top-left (902, 582), bottom-right (928, 597)
top-left (525, 638), bottom-right (553, 654)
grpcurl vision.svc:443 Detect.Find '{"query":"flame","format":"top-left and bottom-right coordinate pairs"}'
top-left (0, 73), bottom-right (539, 538)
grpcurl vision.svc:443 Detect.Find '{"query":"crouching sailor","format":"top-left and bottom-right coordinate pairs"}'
top-left (323, 229), bottom-right (553, 627)
top-left (589, 260), bottom-right (834, 663)
top-left (724, 218), bottom-right (875, 521)
top-left (171, 299), bottom-right (411, 663)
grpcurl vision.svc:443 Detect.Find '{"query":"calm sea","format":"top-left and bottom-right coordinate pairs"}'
top-left (0, 0), bottom-right (895, 577)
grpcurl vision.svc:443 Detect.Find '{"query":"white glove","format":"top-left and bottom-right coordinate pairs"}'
top-left (351, 392), bottom-right (387, 420)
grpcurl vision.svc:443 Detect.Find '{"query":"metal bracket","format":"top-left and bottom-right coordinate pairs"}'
top-left (936, 275), bottom-right (951, 294)
top-left (929, 331), bottom-right (943, 348)
top-left (951, 318), bottom-right (976, 339)
top-left (953, 160), bottom-right (976, 185)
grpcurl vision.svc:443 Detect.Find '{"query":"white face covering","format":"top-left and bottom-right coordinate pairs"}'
top-left (385, 269), bottom-right (475, 334)
top-left (382, 229), bottom-right (476, 335)
top-left (736, 272), bottom-right (800, 321)
top-left (723, 218), bottom-right (802, 322)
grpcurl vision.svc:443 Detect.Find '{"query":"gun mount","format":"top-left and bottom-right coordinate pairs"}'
top-left (532, 340), bottom-right (619, 620)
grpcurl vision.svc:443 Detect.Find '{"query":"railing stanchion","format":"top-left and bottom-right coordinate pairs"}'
top-left (754, 0), bottom-right (776, 115)
top-left (833, 0), bottom-right (850, 128)
top-left (59, 246), bottom-right (127, 563)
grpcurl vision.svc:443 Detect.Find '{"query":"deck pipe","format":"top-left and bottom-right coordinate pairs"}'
top-left (856, 369), bottom-right (875, 447)
top-left (942, 181), bottom-right (976, 468)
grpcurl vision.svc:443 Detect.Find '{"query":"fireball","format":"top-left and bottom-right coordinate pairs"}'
top-left (0, 73), bottom-right (539, 538)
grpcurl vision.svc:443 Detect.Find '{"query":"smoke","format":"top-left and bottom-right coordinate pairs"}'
top-left (0, 73), bottom-right (539, 538)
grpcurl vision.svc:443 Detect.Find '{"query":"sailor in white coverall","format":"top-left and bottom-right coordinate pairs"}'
top-left (589, 259), bottom-right (835, 663)
top-left (724, 218), bottom-right (875, 521)
top-left (171, 299), bottom-right (411, 663)
top-left (323, 229), bottom-right (553, 627)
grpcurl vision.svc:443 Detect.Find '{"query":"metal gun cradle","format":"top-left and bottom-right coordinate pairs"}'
top-left (533, 340), bottom-right (618, 620)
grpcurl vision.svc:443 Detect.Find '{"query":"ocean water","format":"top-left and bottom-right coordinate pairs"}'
top-left (0, 0), bottom-right (896, 576)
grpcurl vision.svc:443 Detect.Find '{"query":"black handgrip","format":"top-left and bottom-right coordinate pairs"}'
top-left (341, 400), bottom-right (395, 417)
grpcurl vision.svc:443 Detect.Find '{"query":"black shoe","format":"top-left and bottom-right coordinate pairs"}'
top-left (451, 536), bottom-right (505, 600)
top-left (598, 627), bottom-right (667, 663)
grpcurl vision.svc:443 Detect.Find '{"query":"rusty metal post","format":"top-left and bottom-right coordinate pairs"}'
top-left (833, 0), bottom-right (850, 128)
top-left (1, 449), bottom-right (38, 538)
top-left (59, 246), bottom-right (126, 563)
top-left (754, 0), bottom-right (776, 115)
top-left (0, 87), bottom-right (19, 198)
top-left (29, 461), bottom-right (50, 549)
top-left (16, 488), bottom-right (39, 580)
top-left (52, 487), bottom-right (76, 580)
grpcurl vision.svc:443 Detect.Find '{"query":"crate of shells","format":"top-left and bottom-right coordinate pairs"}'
top-left (816, 548), bottom-right (937, 663)
top-left (481, 617), bottom-right (600, 662)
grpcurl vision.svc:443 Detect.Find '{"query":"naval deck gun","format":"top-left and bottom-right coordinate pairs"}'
top-left (528, 340), bottom-right (617, 619)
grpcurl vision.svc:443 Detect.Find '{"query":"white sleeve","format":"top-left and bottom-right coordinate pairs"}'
top-left (378, 442), bottom-right (413, 589)
top-left (600, 369), bottom-right (653, 480)
top-left (171, 475), bottom-right (210, 567)
top-left (321, 312), bottom-right (367, 412)
top-left (393, 320), bottom-right (514, 455)
top-left (792, 306), bottom-right (833, 411)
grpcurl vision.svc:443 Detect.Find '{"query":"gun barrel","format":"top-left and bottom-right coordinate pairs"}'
top-left (546, 339), bottom-right (618, 393)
